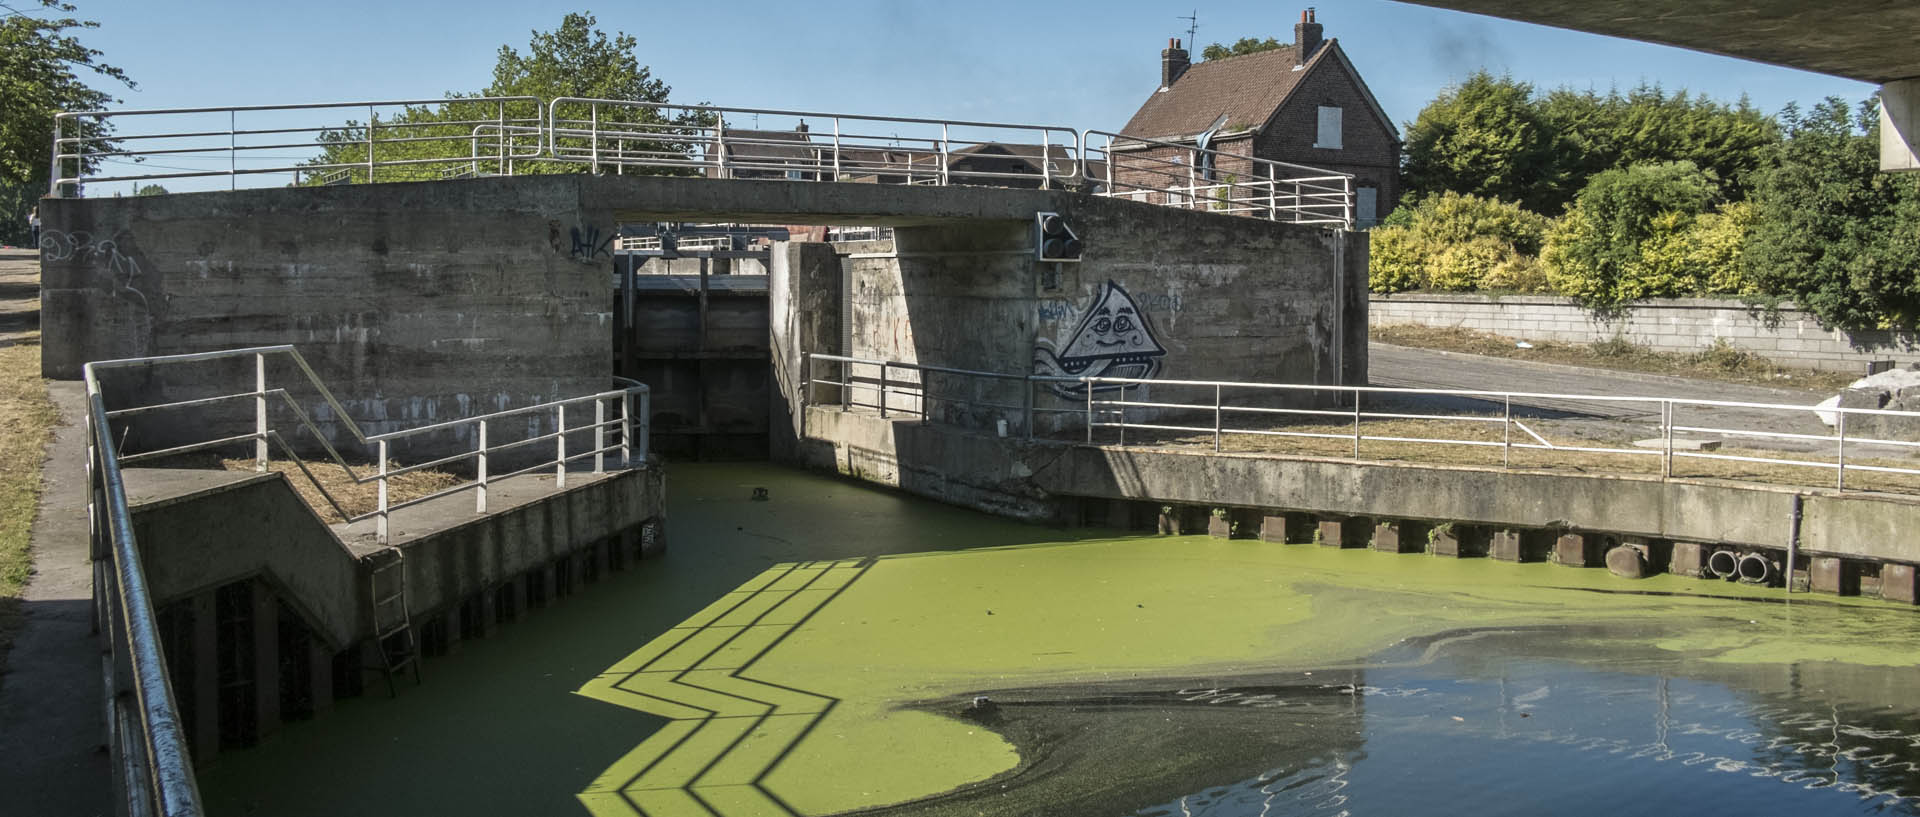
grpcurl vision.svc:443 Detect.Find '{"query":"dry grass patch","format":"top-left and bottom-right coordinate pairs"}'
top-left (0, 339), bottom-right (56, 664)
top-left (220, 457), bottom-right (464, 519)
top-left (1372, 324), bottom-right (1860, 393)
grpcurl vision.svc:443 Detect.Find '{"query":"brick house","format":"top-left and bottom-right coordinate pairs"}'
top-left (1113, 10), bottom-right (1400, 226)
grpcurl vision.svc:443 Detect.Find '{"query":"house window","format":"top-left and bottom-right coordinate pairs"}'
top-left (1356, 187), bottom-right (1378, 227)
top-left (786, 169), bottom-right (808, 181)
top-left (1315, 106), bottom-right (1343, 150)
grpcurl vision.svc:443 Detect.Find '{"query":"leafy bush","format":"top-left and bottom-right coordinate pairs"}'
top-left (1633, 202), bottom-right (1758, 297)
top-left (1367, 224), bottom-right (1429, 294)
top-left (1542, 161), bottom-right (1719, 308)
top-left (1366, 193), bottom-right (1547, 293)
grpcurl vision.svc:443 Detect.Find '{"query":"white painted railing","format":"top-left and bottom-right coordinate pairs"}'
top-left (1083, 130), bottom-right (1354, 227)
top-left (88, 345), bottom-right (650, 545)
top-left (48, 98), bottom-right (1354, 228)
top-left (50, 97), bottom-right (545, 196)
top-left (806, 353), bottom-right (1920, 492)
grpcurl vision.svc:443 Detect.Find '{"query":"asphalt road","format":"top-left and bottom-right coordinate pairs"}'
top-left (1368, 342), bottom-right (1851, 454)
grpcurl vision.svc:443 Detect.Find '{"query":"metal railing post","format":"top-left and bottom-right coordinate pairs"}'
top-left (49, 116), bottom-right (63, 197)
top-left (1117, 384), bottom-right (1127, 447)
top-left (1662, 400), bottom-right (1674, 479)
top-left (590, 104), bottom-right (601, 174)
top-left (367, 106), bottom-right (377, 183)
top-left (1836, 412), bottom-right (1847, 490)
top-left (1214, 383), bottom-right (1223, 452)
top-left (254, 352), bottom-right (267, 471)
top-left (1042, 132), bottom-right (1053, 190)
top-left (476, 420), bottom-right (488, 513)
top-left (879, 362), bottom-right (889, 418)
top-left (1502, 394), bottom-right (1512, 469)
top-left (229, 109), bottom-right (237, 191)
top-left (939, 123), bottom-right (951, 186)
top-left (1085, 382), bottom-right (1094, 444)
top-left (832, 118), bottom-right (842, 179)
top-left (594, 398), bottom-right (605, 474)
top-left (620, 391), bottom-right (633, 467)
top-left (1351, 389), bottom-right (1361, 460)
top-left (556, 404), bottom-right (568, 488)
top-left (376, 440), bottom-right (390, 544)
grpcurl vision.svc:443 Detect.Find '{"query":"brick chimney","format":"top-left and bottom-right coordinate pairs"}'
top-left (1161, 38), bottom-right (1190, 89)
top-left (1295, 8), bottom-right (1324, 65)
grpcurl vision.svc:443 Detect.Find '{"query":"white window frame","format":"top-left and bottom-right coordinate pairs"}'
top-left (1314, 105), bottom-right (1343, 150)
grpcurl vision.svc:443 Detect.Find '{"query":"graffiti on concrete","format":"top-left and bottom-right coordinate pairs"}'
top-left (1033, 279), bottom-right (1166, 397)
top-left (569, 224), bottom-right (613, 261)
top-left (40, 229), bottom-right (150, 313)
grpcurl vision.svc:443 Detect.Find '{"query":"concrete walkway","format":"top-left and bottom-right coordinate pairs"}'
top-left (0, 384), bottom-right (110, 809)
top-left (0, 245), bottom-right (108, 813)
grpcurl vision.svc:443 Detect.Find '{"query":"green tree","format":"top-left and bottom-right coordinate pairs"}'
top-left (1542, 161), bottom-right (1719, 306)
top-left (0, 0), bottom-right (132, 240)
top-left (1744, 98), bottom-right (1920, 329)
top-left (133, 182), bottom-right (166, 196)
top-left (1400, 72), bottom-right (1561, 212)
top-left (307, 12), bottom-right (702, 183)
top-left (1200, 37), bottom-right (1283, 60)
top-left (1537, 84), bottom-right (1777, 209)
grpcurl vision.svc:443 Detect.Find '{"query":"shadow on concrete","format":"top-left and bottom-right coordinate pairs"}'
top-left (0, 597), bottom-right (109, 817)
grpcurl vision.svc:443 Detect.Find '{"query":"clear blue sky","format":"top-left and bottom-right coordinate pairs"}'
top-left (69, 0), bottom-right (1876, 138)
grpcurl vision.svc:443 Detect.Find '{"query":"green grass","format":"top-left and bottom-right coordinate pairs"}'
top-left (0, 337), bottom-right (56, 668)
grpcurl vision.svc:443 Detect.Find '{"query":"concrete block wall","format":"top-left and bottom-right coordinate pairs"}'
top-left (1371, 293), bottom-right (1920, 374)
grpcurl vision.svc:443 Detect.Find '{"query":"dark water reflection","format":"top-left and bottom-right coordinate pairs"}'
top-left (1097, 631), bottom-right (1920, 817)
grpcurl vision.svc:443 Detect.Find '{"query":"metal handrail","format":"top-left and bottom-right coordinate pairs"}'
top-left (805, 353), bottom-right (1920, 492)
top-left (51, 96), bottom-right (545, 195)
top-left (86, 345), bottom-right (651, 543)
top-left (83, 377), bottom-right (203, 817)
top-left (546, 97), bottom-right (1083, 188)
top-left (47, 96), bottom-right (1357, 229)
top-left (1083, 129), bottom-right (1354, 228)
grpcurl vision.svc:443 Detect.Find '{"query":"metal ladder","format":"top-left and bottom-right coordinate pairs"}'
top-left (366, 548), bottom-right (421, 696)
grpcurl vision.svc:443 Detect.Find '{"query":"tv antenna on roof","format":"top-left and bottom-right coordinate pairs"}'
top-left (1178, 10), bottom-right (1198, 49)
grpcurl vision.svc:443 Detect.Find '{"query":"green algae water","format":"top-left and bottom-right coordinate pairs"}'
top-left (198, 463), bottom-right (1920, 816)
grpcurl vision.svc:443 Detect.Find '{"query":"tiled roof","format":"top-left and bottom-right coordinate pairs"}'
top-left (1118, 42), bottom-right (1333, 142)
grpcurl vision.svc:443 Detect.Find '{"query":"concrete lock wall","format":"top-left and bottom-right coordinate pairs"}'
top-left (1371, 292), bottom-right (1920, 373)
top-left (797, 405), bottom-right (1920, 568)
top-left (39, 177), bottom-right (615, 465)
top-left (830, 197), bottom-right (1368, 435)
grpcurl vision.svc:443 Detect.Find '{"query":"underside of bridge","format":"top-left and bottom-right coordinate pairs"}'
top-left (1396, 0), bottom-right (1920, 171)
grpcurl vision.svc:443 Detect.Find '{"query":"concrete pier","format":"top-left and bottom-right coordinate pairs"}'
top-left (122, 462), bottom-right (666, 757)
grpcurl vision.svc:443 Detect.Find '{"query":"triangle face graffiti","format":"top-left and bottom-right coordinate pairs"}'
top-left (1034, 280), bottom-right (1167, 394)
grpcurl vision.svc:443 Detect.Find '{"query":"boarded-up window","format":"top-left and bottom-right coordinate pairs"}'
top-left (1356, 187), bottom-right (1378, 227)
top-left (1315, 106), bottom-right (1343, 150)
